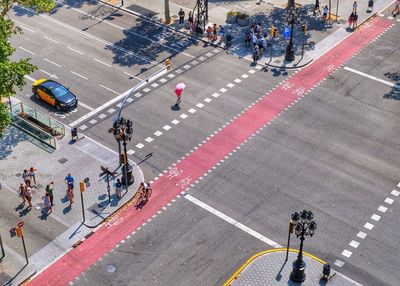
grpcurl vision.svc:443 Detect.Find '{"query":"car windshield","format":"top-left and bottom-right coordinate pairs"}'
top-left (49, 85), bottom-right (69, 98)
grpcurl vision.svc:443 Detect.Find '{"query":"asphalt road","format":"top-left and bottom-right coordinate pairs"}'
top-left (72, 15), bottom-right (400, 286)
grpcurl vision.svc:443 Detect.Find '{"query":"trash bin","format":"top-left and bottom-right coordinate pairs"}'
top-left (121, 164), bottom-right (134, 186)
top-left (226, 34), bottom-right (232, 46)
top-left (71, 127), bottom-right (78, 141)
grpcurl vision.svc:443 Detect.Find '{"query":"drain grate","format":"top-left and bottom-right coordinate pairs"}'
top-left (58, 157), bottom-right (68, 164)
top-left (15, 172), bottom-right (22, 177)
top-left (106, 264), bottom-right (117, 273)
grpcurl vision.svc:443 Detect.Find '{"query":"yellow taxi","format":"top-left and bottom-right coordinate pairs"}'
top-left (32, 79), bottom-right (78, 111)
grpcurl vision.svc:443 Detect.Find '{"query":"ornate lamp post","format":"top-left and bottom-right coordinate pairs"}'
top-left (289, 210), bottom-right (317, 283)
top-left (109, 117), bottom-right (134, 189)
top-left (284, 6), bottom-right (301, 62)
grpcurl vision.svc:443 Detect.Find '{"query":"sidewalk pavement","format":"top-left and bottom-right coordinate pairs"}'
top-left (0, 121), bottom-right (144, 285)
top-left (102, 0), bottom-right (394, 69)
top-left (225, 249), bottom-right (362, 286)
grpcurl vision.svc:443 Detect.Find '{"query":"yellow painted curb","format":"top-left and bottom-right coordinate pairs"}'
top-left (223, 248), bottom-right (327, 286)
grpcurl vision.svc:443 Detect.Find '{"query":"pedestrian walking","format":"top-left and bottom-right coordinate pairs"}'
top-left (115, 178), bottom-right (122, 199)
top-left (392, 0), bottom-right (400, 16)
top-left (178, 8), bottom-right (185, 24)
top-left (348, 12), bottom-right (354, 28)
top-left (212, 23), bottom-right (218, 41)
top-left (65, 173), bottom-right (74, 190)
top-left (46, 182), bottom-right (55, 206)
top-left (206, 25), bottom-right (212, 42)
top-left (67, 185), bottom-right (74, 206)
top-left (188, 11), bottom-right (194, 29)
top-left (245, 31), bottom-right (251, 48)
top-left (352, 12), bottom-right (358, 29)
top-left (219, 25), bottom-right (225, 41)
top-left (352, 0), bottom-right (358, 13)
top-left (175, 83), bottom-right (186, 106)
top-left (42, 193), bottom-right (52, 214)
top-left (322, 5), bottom-right (329, 21)
top-left (22, 169), bottom-right (31, 187)
top-left (25, 186), bottom-right (33, 209)
top-left (252, 32), bottom-right (257, 47)
top-left (29, 166), bottom-right (37, 187)
top-left (19, 183), bottom-right (26, 205)
top-left (253, 45), bottom-right (260, 64)
top-left (314, 0), bottom-right (321, 15)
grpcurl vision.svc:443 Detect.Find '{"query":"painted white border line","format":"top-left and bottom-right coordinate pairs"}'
top-left (184, 194), bottom-right (282, 248)
top-left (344, 66), bottom-right (400, 89)
top-left (69, 68), bottom-right (167, 127)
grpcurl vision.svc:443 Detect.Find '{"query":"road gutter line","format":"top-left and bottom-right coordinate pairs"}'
top-left (344, 66), bottom-right (400, 89)
top-left (184, 194), bottom-right (282, 248)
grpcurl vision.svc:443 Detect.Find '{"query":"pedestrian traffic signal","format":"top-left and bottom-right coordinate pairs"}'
top-left (80, 181), bottom-right (85, 193)
top-left (289, 220), bottom-right (294, 233)
top-left (270, 26), bottom-right (277, 38)
top-left (302, 24), bottom-right (307, 33)
top-left (16, 227), bottom-right (23, 237)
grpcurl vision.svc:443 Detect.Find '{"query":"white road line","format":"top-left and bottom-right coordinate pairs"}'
top-left (43, 58), bottom-right (61, 67)
top-left (123, 71), bottom-right (142, 81)
top-left (344, 66), bottom-right (400, 89)
top-left (378, 206), bottom-right (387, 213)
top-left (356, 231), bottom-right (367, 239)
top-left (67, 46), bottom-right (84, 55)
top-left (24, 75), bottom-right (37, 82)
top-left (364, 222), bottom-right (374, 230)
top-left (391, 190), bottom-right (400, 196)
top-left (98, 84), bottom-right (119, 95)
top-left (43, 35), bottom-right (59, 44)
top-left (70, 70), bottom-right (88, 80)
top-left (349, 240), bottom-right (360, 248)
top-left (371, 214), bottom-right (381, 221)
top-left (184, 194), bottom-right (282, 248)
top-left (19, 24), bottom-right (35, 33)
top-left (40, 69), bottom-right (52, 76)
top-left (19, 46), bottom-right (34, 54)
top-left (69, 68), bottom-right (166, 127)
top-left (78, 101), bottom-right (94, 111)
top-left (17, 5), bottom-right (162, 67)
top-left (94, 58), bottom-right (112, 67)
top-left (341, 249), bottom-right (352, 258)
top-left (60, 2), bottom-right (195, 58)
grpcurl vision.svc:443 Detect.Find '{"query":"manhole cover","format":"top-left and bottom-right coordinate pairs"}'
top-left (58, 157), bottom-right (68, 164)
top-left (15, 172), bottom-right (22, 177)
top-left (106, 264), bottom-right (117, 273)
top-left (34, 203), bottom-right (44, 210)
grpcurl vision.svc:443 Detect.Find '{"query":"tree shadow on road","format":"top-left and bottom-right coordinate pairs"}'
top-left (0, 126), bottom-right (29, 160)
top-left (383, 72), bottom-right (400, 101)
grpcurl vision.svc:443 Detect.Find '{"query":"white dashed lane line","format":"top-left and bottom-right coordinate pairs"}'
top-left (43, 35), bottom-right (59, 44)
top-left (40, 69), bottom-right (52, 76)
top-left (94, 58), bottom-right (112, 68)
top-left (70, 70), bottom-right (88, 80)
top-left (18, 24), bottom-right (35, 33)
top-left (98, 84), bottom-right (119, 95)
top-left (344, 66), bottom-right (400, 89)
top-left (67, 46), bottom-right (84, 55)
top-left (78, 101), bottom-right (94, 111)
top-left (19, 46), bottom-right (34, 54)
top-left (43, 58), bottom-right (61, 67)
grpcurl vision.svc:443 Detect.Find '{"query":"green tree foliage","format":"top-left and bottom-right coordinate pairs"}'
top-left (0, 0), bottom-right (55, 135)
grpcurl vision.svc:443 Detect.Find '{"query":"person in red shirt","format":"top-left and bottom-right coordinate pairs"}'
top-left (175, 88), bottom-right (183, 105)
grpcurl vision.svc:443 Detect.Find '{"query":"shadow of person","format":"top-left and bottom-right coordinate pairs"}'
top-left (38, 208), bottom-right (49, 220)
top-left (19, 207), bottom-right (31, 217)
top-left (135, 199), bottom-right (148, 210)
top-left (61, 194), bottom-right (69, 204)
top-left (171, 104), bottom-right (181, 111)
top-left (15, 203), bottom-right (25, 212)
top-left (63, 205), bottom-right (72, 214)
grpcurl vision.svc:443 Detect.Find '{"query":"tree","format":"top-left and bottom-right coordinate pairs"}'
top-left (0, 0), bottom-right (55, 136)
top-left (164, 0), bottom-right (171, 24)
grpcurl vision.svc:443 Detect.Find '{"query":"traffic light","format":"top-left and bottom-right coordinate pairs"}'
top-left (80, 181), bottom-right (85, 193)
top-left (270, 26), bottom-right (277, 38)
top-left (302, 24), bottom-right (307, 33)
top-left (16, 227), bottom-right (23, 237)
top-left (289, 220), bottom-right (294, 234)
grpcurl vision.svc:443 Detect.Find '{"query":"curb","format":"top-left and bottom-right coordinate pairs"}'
top-left (19, 269), bottom-right (37, 286)
top-left (223, 248), bottom-right (327, 286)
top-left (96, 0), bottom-right (225, 49)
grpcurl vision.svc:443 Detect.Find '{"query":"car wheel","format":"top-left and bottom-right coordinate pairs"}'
top-left (35, 92), bottom-right (40, 100)
top-left (56, 104), bottom-right (61, 111)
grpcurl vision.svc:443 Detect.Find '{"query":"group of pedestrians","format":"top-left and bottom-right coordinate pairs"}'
top-left (347, 1), bottom-right (359, 29)
top-left (19, 167), bottom-right (37, 210)
top-left (313, 0), bottom-right (330, 21)
top-left (244, 23), bottom-right (268, 64)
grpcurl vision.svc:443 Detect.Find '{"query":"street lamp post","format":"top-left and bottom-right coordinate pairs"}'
top-left (109, 117), bottom-right (134, 190)
top-left (289, 210), bottom-right (317, 283)
top-left (285, 6), bottom-right (301, 62)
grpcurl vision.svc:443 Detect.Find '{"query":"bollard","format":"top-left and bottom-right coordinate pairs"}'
top-left (71, 127), bottom-right (78, 141)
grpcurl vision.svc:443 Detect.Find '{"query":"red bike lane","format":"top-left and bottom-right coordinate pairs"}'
top-left (28, 17), bottom-right (391, 286)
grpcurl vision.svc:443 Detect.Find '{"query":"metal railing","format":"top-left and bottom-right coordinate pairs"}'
top-left (9, 102), bottom-right (65, 149)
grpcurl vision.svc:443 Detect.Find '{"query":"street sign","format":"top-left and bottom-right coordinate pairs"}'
top-left (284, 27), bottom-right (291, 39)
top-left (84, 177), bottom-right (90, 188)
